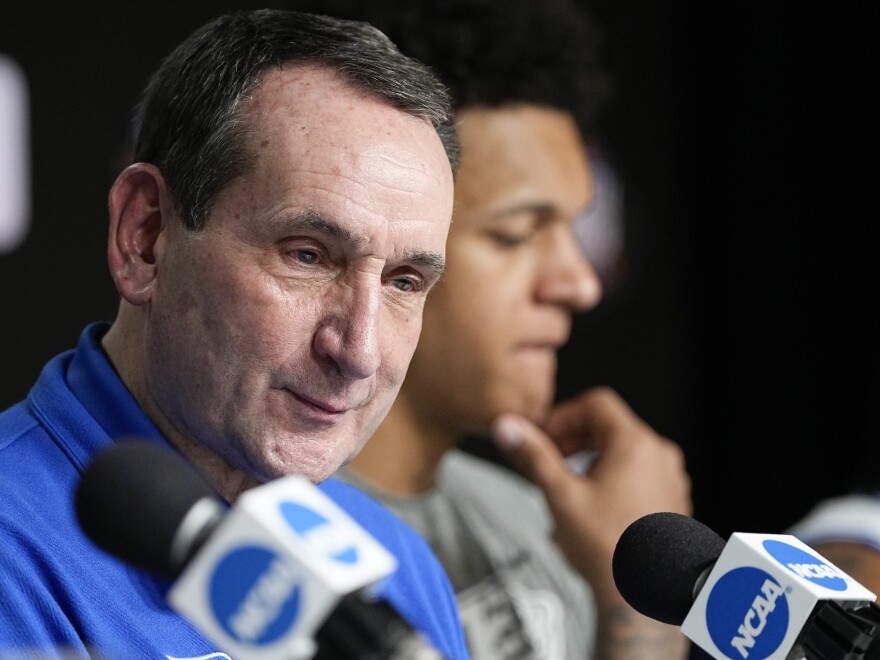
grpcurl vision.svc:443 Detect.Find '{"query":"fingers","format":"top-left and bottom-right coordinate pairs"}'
top-left (491, 414), bottom-right (573, 499)
top-left (543, 386), bottom-right (647, 456)
top-left (490, 391), bottom-right (692, 591)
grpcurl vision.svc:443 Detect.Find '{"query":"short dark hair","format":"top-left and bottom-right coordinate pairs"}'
top-left (132, 8), bottom-right (460, 231)
top-left (287, 0), bottom-right (610, 130)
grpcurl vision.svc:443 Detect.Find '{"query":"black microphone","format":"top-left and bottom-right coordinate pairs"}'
top-left (75, 437), bottom-right (226, 575)
top-left (76, 439), bottom-right (443, 659)
top-left (613, 512), bottom-right (880, 660)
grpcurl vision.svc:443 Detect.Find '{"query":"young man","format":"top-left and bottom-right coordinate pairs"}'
top-left (296, 0), bottom-right (693, 657)
top-left (0, 9), bottom-right (469, 658)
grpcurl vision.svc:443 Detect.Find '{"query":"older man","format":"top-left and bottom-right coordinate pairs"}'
top-left (0, 9), bottom-right (467, 659)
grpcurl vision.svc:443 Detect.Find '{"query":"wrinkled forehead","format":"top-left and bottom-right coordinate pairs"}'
top-left (244, 65), bottom-right (451, 180)
top-left (216, 64), bottom-right (454, 254)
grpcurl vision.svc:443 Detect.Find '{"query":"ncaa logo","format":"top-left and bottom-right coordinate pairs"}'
top-left (209, 546), bottom-right (302, 645)
top-left (706, 567), bottom-right (789, 659)
top-left (762, 539), bottom-right (848, 591)
top-left (281, 502), bottom-right (359, 564)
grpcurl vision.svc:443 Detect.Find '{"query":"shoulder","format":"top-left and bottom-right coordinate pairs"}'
top-left (442, 449), bottom-right (537, 494)
top-left (440, 449), bottom-right (550, 528)
top-left (0, 400), bottom-right (38, 452)
top-left (0, 402), bottom-right (74, 526)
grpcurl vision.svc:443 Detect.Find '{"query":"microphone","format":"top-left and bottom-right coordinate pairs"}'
top-left (75, 439), bottom-right (443, 659)
top-left (612, 512), bottom-right (880, 660)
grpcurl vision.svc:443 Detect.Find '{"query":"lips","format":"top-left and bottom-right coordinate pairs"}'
top-left (290, 391), bottom-right (351, 415)
top-left (520, 319), bottom-right (571, 351)
top-left (522, 339), bottom-right (565, 350)
top-left (518, 331), bottom-right (569, 351)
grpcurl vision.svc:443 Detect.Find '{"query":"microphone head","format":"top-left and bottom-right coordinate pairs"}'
top-left (75, 438), bottom-right (221, 575)
top-left (612, 512), bottom-right (726, 625)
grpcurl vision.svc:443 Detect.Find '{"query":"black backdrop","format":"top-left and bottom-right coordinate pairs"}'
top-left (1, 2), bottom-right (876, 542)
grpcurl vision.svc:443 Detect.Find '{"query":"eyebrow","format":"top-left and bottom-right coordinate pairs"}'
top-left (274, 209), bottom-right (446, 279)
top-left (479, 201), bottom-right (556, 223)
top-left (481, 200), bottom-right (593, 224)
top-left (405, 250), bottom-right (446, 281)
top-left (277, 209), bottom-right (365, 247)
top-left (481, 201), bottom-right (556, 222)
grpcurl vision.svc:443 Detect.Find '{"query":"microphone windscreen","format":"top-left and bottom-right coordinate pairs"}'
top-left (75, 438), bottom-right (219, 575)
top-left (612, 512), bottom-right (726, 625)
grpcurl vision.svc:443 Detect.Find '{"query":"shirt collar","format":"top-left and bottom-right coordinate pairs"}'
top-left (27, 321), bottom-right (167, 472)
top-left (67, 321), bottom-right (165, 446)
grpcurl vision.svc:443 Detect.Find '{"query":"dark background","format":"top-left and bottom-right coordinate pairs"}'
top-left (1, 2), bottom-right (875, 541)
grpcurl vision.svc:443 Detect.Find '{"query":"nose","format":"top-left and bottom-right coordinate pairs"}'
top-left (536, 225), bottom-right (603, 312)
top-left (313, 281), bottom-right (382, 380)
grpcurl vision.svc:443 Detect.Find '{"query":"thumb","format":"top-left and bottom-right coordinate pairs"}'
top-left (491, 414), bottom-right (572, 497)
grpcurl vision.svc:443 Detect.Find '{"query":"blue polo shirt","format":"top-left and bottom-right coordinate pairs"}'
top-left (0, 323), bottom-right (468, 659)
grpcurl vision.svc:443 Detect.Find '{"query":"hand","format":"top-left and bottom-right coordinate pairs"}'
top-left (490, 387), bottom-right (692, 658)
top-left (490, 386), bottom-right (692, 602)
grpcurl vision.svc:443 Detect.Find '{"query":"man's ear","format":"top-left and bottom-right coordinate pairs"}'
top-left (107, 163), bottom-right (177, 306)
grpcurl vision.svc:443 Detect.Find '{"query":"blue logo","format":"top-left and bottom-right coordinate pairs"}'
top-left (762, 540), bottom-right (848, 591)
top-left (706, 567), bottom-right (789, 659)
top-left (209, 546), bottom-right (302, 645)
top-left (280, 501), bottom-right (359, 564)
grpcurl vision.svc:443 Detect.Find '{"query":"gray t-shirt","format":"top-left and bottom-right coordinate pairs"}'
top-left (338, 449), bottom-right (596, 659)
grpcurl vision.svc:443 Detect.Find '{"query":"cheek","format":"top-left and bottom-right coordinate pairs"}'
top-left (154, 257), bottom-right (300, 386)
top-left (428, 262), bottom-right (521, 353)
top-left (201, 266), bottom-right (311, 350)
top-left (449, 236), bottom-right (528, 308)
top-left (380, 307), bottom-right (424, 381)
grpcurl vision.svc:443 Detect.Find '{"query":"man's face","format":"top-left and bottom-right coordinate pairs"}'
top-left (144, 66), bottom-right (454, 483)
top-left (402, 105), bottom-right (601, 431)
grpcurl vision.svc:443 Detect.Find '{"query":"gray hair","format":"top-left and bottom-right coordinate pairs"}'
top-left (132, 9), bottom-right (459, 230)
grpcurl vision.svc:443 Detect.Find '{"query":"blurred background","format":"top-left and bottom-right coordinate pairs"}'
top-left (1, 1), bottom-right (875, 540)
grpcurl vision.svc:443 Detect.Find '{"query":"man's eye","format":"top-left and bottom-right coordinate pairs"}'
top-left (388, 274), bottom-right (423, 293)
top-left (488, 230), bottom-right (532, 247)
top-left (393, 278), bottom-right (415, 292)
top-left (290, 248), bottom-right (321, 265)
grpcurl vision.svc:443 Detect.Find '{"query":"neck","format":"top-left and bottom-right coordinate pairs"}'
top-left (346, 393), bottom-right (460, 496)
top-left (159, 433), bottom-right (262, 503)
top-left (101, 309), bottom-right (260, 503)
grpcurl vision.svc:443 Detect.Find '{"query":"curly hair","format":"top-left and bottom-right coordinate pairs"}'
top-left (287, 0), bottom-right (611, 130)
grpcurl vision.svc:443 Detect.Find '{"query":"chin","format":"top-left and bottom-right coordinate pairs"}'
top-left (515, 390), bottom-right (554, 423)
top-left (481, 389), bottom-right (552, 426)
top-left (251, 436), bottom-right (343, 485)
top-left (285, 454), bottom-right (340, 485)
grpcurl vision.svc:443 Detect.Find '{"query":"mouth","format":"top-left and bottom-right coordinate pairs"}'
top-left (289, 391), bottom-right (351, 416)
top-left (518, 336), bottom-right (568, 352)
